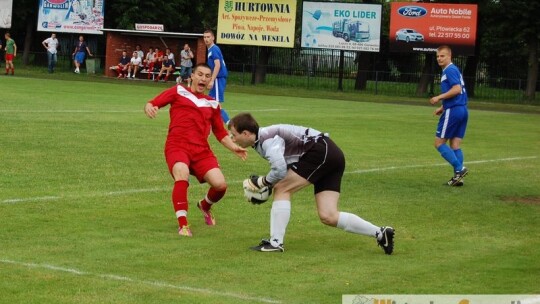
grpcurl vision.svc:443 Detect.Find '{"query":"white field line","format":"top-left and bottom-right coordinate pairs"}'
top-left (1, 156), bottom-right (537, 205)
top-left (0, 259), bottom-right (281, 304)
top-left (347, 156), bottom-right (538, 174)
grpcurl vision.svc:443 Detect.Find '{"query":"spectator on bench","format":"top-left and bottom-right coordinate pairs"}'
top-left (147, 46), bottom-right (163, 79)
top-left (155, 55), bottom-right (174, 82)
top-left (115, 50), bottom-right (130, 78)
top-left (143, 46), bottom-right (155, 71)
top-left (127, 51), bottom-right (142, 79)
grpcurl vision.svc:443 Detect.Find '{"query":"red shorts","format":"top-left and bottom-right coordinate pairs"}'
top-left (165, 141), bottom-right (220, 183)
top-left (5, 54), bottom-right (14, 61)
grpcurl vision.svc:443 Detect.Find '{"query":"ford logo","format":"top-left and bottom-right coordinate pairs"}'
top-left (398, 6), bottom-right (427, 18)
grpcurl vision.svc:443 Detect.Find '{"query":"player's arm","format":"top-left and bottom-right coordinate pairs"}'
top-left (86, 46), bottom-right (93, 57)
top-left (433, 105), bottom-right (444, 116)
top-left (220, 135), bottom-right (247, 160)
top-left (13, 43), bottom-right (17, 57)
top-left (42, 40), bottom-right (48, 50)
top-left (210, 108), bottom-right (247, 159)
top-left (244, 137), bottom-right (286, 192)
top-left (261, 137), bottom-right (287, 185)
top-left (144, 87), bottom-right (176, 118)
top-left (207, 58), bottom-right (220, 90)
top-left (430, 84), bottom-right (461, 105)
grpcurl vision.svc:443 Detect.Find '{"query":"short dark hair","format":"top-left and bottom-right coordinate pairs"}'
top-left (229, 113), bottom-right (259, 134)
top-left (193, 63), bottom-right (211, 73)
top-left (204, 29), bottom-right (215, 36)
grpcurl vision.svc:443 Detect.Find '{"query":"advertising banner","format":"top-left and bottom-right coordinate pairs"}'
top-left (343, 294), bottom-right (540, 304)
top-left (135, 24), bottom-right (164, 32)
top-left (301, 1), bottom-right (382, 52)
top-left (0, 0), bottom-right (12, 28)
top-left (389, 2), bottom-right (478, 55)
top-left (37, 0), bottom-right (105, 34)
top-left (217, 0), bottom-right (297, 48)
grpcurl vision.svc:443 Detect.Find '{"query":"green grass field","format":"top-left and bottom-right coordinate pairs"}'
top-left (1, 76), bottom-right (539, 304)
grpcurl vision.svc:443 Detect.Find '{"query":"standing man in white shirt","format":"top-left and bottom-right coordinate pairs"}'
top-left (42, 33), bottom-right (59, 73)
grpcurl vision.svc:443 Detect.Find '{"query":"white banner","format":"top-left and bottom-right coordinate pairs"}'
top-left (301, 1), bottom-right (382, 52)
top-left (135, 23), bottom-right (164, 32)
top-left (37, 0), bottom-right (105, 34)
top-left (343, 295), bottom-right (540, 304)
top-left (0, 0), bottom-right (13, 28)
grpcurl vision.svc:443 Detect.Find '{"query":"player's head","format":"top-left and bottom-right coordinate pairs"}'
top-left (183, 43), bottom-right (190, 50)
top-left (190, 63), bottom-right (212, 94)
top-left (132, 51), bottom-right (138, 58)
top-left (228, 113), bottom-right (259, 148)
top-left (436, 45), bottom-right (452, 68)
top-left (203, 29), bottom-right (215, 47)
top-left (79, 35), bottom-right (84, 41)
top-left (5, 32), bottom-right (10, 39)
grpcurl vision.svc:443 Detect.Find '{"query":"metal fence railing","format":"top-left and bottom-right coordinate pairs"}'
top-left (12, 50), bottom-right (536, 104)
top-left (226, 63), bottom-right (531, 103)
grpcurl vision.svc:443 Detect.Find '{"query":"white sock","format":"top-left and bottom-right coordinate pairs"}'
top-left (336, 212), bottom-right (380, 238)
top-left (175, 210), bottom-right (187, 218)
top-left (270, 200), bottom-right (291, 246)
top-left (127, 73), bottom-right (131, 77)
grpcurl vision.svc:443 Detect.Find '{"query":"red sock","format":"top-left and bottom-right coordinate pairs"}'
top-left (201, 187), bottom-right (226, 211)
top-left (172, 180), bottom-right (189, 227)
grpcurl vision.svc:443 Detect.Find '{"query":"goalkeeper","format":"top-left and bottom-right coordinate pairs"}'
top-left (228, 113), bottom-right (395, 254)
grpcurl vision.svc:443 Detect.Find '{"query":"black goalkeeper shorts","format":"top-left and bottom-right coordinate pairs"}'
top-left (290, 137), bottom-right (345, 194)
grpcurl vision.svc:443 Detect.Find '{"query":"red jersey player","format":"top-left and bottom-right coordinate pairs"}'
top-left (144, 63), bottom-right (247, 237)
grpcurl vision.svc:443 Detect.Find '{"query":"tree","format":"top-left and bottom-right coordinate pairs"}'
top-left (497, 0), bottom-right (540, 101)
top-left (105, 0), bottom-right (219, 32)
top-left (482, 0), bottom-right (539, 101)
top-left (11, 0), bottom-right (37, 65)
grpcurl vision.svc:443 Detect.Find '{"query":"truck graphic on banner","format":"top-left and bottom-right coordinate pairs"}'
top-left (332, 19), bottom-right (370, 42)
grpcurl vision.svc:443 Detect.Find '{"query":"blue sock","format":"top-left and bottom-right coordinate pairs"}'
top-left (437, 145), bottom-right (462, 172)
top-left (453, 149), bottom-right (463, 165)
top-left (220, 108), bottom-right (230, 125)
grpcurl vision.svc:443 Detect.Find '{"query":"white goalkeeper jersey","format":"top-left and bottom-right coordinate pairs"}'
top-left (254, 124), bottom-right (325, 184)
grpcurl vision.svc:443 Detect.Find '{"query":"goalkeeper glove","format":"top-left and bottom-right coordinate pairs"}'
top-left (245, 174), bottom-right (270, 192)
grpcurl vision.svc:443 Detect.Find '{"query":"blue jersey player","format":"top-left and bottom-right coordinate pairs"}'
top-left (203, 29), bottom-right (230, 125)
top-left (430, 45), bottom-right (469, 186)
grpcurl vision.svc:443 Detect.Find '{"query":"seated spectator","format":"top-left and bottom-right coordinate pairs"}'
top-left (115, 50), bottom-right (130, 78)
top-left (143, 46), bottom-right (155, 71)
top-left (154, 56), bottom-right (174, 82)
top-left (147, 46), bottom-right (163, 79)
top-left (164, 47), bottom-right (175, 66)
top-left (127, 51), bottom-right (142, 79)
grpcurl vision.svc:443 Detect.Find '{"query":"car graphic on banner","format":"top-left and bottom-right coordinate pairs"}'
top-left (395, 28), bottom-right (424, 43)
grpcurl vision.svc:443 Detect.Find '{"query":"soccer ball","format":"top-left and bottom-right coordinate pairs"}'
top-left (242, 180), bottom-right (272, 204)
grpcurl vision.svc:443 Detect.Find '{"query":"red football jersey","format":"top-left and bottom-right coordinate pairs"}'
top-left (150, 85), bottom-right (228, 147)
